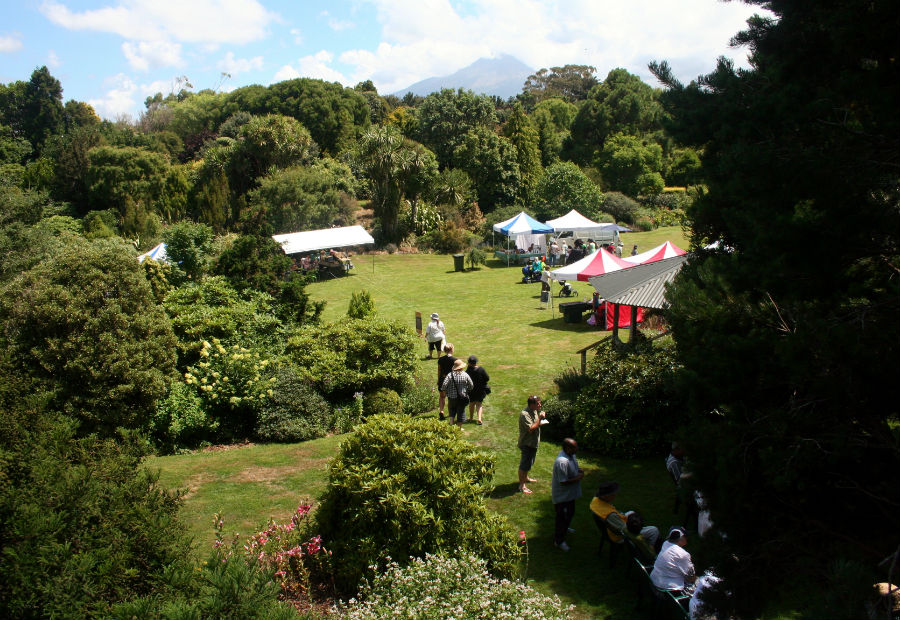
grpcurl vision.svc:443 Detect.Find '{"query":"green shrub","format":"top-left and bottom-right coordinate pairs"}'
top-left (328, 392), bottom-right (365, 435)
top-left (347, 289), bottom-right (376, 319)
top-left (255, 366), bottom-right (332, 443)
top-left (602, 191), bottom-right (641, 224)
top-left (633, 214), bottom-right (655, 231)
top-left (540, 394), bottom-right (577, 443)
top-left (400, 371), bottom-right (437, 416)
top-left (286, 318), bottom-right (417, 399)
top-left (363, 387), bottom-right (403, 417)
top-left (314, 415), bottom-right (520, 594)
top-left (574, 339), bottom-right (684, 458)
top-left (654, 207), bottom-right (688, 227)
top-left (0, 411), bottom-right (191, 619)
top-left (418, 220), bottom-right (474, 253)
top-left (141, 257), bottom-right (174, 303)
top-left (553, 366), bottom-right (592, 395)
top-left (465, 247), bottom-right (486, 269)
top-left (151, 380), bottom-right (218, 453)
top-left (162, 221), bottom-right (214, 284)
top-left (344, 553), bottom-right (571, 620)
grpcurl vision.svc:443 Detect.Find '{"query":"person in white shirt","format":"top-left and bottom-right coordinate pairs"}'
top-left (652, 526), bottom-right (696, 592)
top-left (424, 313), bottom-right (446, 358)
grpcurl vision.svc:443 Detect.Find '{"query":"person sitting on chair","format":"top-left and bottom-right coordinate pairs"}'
top-left (625, 511), bottom-right (658, 564)
top-left (589, 481), bottom-right (660, 550)
top-left (651, 527), bottom-right (696, 593)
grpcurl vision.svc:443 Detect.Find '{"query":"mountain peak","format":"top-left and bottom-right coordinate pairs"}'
top-left (393, 55), bottom-right (533, 99)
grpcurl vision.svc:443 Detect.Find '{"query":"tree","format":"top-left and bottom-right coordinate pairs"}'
top-left (0, 67), bottom-right (65, 155)
top-left (0, 236), bottom-right (177, 437)
top-left (521, 64), bottom-right (599, 104)
top-left (354, 125), bottom-right (437, 243)
top-left (450, 127), bottom-right (521, 212)
top-left (415, 88), bottom-right (498, 166)
top-left (502, 103), bottom-right (543, 204)
top-left (566, 68), bottom-right (664, 165)
top-left (244, 159), bottom-right (356, 235)
top-left (595, 132), bottom-right (665, 196)
top-left (652, 1), bottom-right (900, 616)
top-left (534, 161), bottom-right (604, 220)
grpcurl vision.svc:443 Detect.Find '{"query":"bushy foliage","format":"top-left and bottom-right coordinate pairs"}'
top-left (465, 247), bottom-right (486, 269)
top-left (419, 220), bottom-right (475, 253)
top-left (0, 411), bottom-right (190, 619)
top-left (140, 257), bottom-right (173, 302)
top-left (163, 275), bottom-right (284, 368)
top-left (150, 380), bottom-right (217, 453)
top-left (574, 339), bottom-right (683, 457)
top-left (347, 290), bottom-right (375, 319)
top-left (602, 191), bottom-right (641, 224)
top-left (0, 236), bottom-right (176, 436)
top-left (214, 233), bottom-right (292, 296)
top-left (255, 366), bottom-right (332, 443)
top-left (162, 220), bottom-right (214, 283)
top-left (539, 394), bottom-right (577, 443)
top-left (287, 318), bottom-right (417, 399)
top-left (362, 388), bottom-right (403, 417)
top-left (314, 415), bottom-right (521, 594)
top-left (535, 161), bottom-right (605, 220)
top-left (399, 371), bottom-right (437, 416)
top-left (343, 553), bottom-right (572, 620)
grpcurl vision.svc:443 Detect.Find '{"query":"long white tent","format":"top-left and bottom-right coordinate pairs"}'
top-left (272, 225), bottom-right (374, 255)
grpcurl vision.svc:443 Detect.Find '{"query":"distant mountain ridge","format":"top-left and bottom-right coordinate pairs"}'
top-left (393, 54), bottom-right (533, 99)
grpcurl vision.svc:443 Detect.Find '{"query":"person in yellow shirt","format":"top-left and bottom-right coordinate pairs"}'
top-left (589, 481), bottom-right (660, 549)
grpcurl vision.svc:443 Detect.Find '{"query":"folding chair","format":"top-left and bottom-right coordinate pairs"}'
top-left (592, 513), bottom-right (625, 568)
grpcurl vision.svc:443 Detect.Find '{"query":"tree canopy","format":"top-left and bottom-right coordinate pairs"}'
top-left (654, 0), bottom-right (900, 616)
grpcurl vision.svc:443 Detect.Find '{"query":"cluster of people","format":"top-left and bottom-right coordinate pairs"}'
top-left (514, 394), bottom-right (723, 617)
top-left (298, 248), bottom-right (352, 274)
top-left (425, 313), bottom-right (490, 427)
top-left (521, 256), bottom-right (547, 282)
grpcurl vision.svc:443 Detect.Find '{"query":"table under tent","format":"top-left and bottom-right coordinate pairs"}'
top-left (545, 209), bottom-right (632, 253)
top-left (272, 225), bottom-right (375, 277)
top-left (492, 212), bottom-right (554, 266)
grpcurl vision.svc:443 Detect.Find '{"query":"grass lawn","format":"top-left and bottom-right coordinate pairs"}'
top-left (149, 226), bottom-right (691, 619)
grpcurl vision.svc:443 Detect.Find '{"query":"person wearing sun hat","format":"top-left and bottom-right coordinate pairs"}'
top-left (441, 358), bottom-right (473, 427)
top-left (424, 312), bottom-right (446, 358)
top-left (651, 526), bottom-right (696, 592)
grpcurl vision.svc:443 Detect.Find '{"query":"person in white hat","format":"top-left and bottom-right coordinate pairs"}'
top-left (424, 313), bottom-right (446, 358)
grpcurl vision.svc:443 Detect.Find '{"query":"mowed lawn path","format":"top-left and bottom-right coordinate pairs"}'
top-left (150, 227), bottom-right (690, 619)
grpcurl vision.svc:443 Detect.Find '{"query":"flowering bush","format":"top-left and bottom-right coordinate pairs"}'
top-left (342, 553), bottom-right (572, 620)
top-left (213, 505), bottom-right (335, 606)
top-left (151, 380), bottom-right (218, 453)
top-left (185, 338), bottom-right (277, 440)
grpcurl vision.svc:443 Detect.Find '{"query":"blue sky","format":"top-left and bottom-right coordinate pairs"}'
top-left (2, 1), bottom-right (766, 120)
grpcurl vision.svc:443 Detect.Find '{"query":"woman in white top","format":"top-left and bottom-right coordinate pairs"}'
top-left (424, 313), bottom-right (446, 358)
top-left (651, 527), bottom-right (696, 592)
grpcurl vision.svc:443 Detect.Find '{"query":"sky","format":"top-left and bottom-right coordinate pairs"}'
top-left (1, 0), bottom-right (767, 121)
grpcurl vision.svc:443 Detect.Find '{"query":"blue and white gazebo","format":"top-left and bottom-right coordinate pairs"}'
top-left (492, 212), bottom-right (554, 265)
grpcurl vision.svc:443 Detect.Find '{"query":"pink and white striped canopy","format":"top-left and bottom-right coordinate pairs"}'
top-left (549, 248), bottom-right (633, 282)
top-left (622, 241), bottom-right (686, 265)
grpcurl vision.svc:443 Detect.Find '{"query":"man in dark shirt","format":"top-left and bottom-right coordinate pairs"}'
top-left (437, 343), bottom-right (456, 420)
top-left (565, 239), bottom-right (585, 265)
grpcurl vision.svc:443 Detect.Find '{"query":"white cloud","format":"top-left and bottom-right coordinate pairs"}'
top-left (122, 39), bottom-right (183, 71)
top-left (40, 0), bottom-right (277, 45)
top-left (218, 51), bottom-right (263, 75)
top-left (319, 10), bottom-right (354, 32)
top-left (88, 73), bottom-right (138, 119)
top-left (0, 33), bottom-right (24, 53)
top-left (341, 0), bottom-right (764, 93)
top-left (289, 28), bottom-right (303, 45)
top-left (47, 49), bottom-right (62, 67)
top-left (273, 50), bottom-right (349, 85)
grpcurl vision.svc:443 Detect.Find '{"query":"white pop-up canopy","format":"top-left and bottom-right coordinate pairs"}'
top-left (272, 225), bottom-right (374, 255)
top-left (545, 209), bottom-right (606, 233)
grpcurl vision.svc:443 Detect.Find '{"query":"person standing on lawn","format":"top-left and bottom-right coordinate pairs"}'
top-left (437, 343), bottom-right (457, 420)
top-left (424, 313), bottom-right (446, 358)
top-left (551, 438), bottom-right (584, 551)
top-left (465, 355), bottom-right (490, 425)
top-left (441, 358), bottom-right (473, 427)
top-left (517, 395), bottom-right (546, 494)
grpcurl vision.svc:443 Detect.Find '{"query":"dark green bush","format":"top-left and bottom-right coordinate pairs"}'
top-left (0, 411), bottom-right (191, 619)
top-left (601, 191), bottom-right (641, 224)
top-left (465, 247), bottom-right (486, 269)
top-left (574, 339), bottom-right (684, 457)
top-left (313, 415), bottom-right (520, 594)
top-left (418, 220), bottom-right (474, 253)
top-left (255, 367), bottom-right (332, 443)
top-left (540, 394), bottom-right (577, 442)
top-left (286, 318), bottom-right (417, 399)
top-left (363, 387), bottom-right (403, 417)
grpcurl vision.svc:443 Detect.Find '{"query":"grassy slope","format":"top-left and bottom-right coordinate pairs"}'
top-left (150, 226), bottom-right (691, 619)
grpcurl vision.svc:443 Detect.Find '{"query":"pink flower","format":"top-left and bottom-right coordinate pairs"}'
top-left (519, 530), bottom-right (527, 541)
top-left (214, 540), bottom-right (223, 549)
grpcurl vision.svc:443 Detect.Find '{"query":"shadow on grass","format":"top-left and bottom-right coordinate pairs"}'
top-left (489, 482), bottom-right (522, 499)
top-left (528, 317), bottom-right (604, 333)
